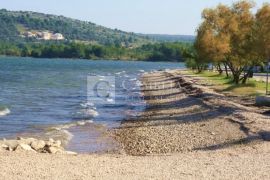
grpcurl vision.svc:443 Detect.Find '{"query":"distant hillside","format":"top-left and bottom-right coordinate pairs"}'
top-left (0, 9), bottom-right (151, 46)
top-left (141, 34), bottom-right (195, 43)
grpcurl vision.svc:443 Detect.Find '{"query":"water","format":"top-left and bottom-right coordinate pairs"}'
top-left (0, 57), bottom-right (185, 153)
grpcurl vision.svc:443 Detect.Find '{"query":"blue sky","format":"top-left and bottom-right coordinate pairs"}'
top-left (0, 0), bottom-right (267, 35)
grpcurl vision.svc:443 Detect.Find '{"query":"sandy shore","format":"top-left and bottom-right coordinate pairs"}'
top-left (1, 70), bottom-right (270, 179)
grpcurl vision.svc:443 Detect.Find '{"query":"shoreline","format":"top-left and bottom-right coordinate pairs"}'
top-left (113, 70), bottom-right (270, 155)
top-left (1, 69), bottom-right (270, 179)
top-left (0, 55), bottom-right (185, 63)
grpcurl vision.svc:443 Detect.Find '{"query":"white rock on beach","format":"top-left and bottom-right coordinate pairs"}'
top-left (64, 151), bottom-right (78, 155)
top-left (31, 140), bottom-right (46, 151)
top-left (15, 143), bottom-right (36, 152)
top-left (47, 146), bottom-right (61, 154)
top-left (4, 140), bottom-right (19, 150)
top-left (18, 138), bottom-right (37, 146)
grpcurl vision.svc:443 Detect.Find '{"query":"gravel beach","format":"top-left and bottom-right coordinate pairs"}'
top-left (1, 70), bottom-right (270, 180)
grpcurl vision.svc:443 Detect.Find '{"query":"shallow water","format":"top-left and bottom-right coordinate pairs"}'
top-left (0, 57), bottom-right (185, 152)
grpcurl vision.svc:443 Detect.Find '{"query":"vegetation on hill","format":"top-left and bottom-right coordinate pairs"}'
top-left (0, 41), bottom-right (192, 62)
top-left (0, 9), bottom-right (151, 46)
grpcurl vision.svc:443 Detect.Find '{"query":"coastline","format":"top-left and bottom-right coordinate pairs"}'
top-left (113, 70), bottom-right (270, 155)
top-left (1, 69), bottom-right (270, 179)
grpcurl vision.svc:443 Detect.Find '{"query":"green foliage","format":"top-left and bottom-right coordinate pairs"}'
top-left (0, 41), bottom-right (193, 62)
top-left (0, 9), bottom-right (151, 46)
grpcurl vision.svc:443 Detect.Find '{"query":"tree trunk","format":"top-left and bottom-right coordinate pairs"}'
top-left (217, 63), bottom-right (223, 74)
top-left (224, 63), bottom-right (229, 77)
top-left (241, 67), bottom-right (253, 84)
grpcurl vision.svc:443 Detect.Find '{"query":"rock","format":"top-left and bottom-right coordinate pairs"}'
top-left (15, 143), bottom-right (35, 152)
top-left (46, 139), bottom-right (62, 148)
top-left (31, 140), bottom-right (46, 151)
top-left (54, 150), bottom-right (77, 155)
top-left (53, 140), bottom-right (61, 148)
top-left (65, 151), bottom-right (78, 155)
top-left (1, 144), bottom-right (8, 149)
top-left (4, 140), bottom-right (19, 150)
top-left (47, 146), bottom-right (61, 154)
top-left (21, 138), bottom-right (37, 145)
top-left (46, 138), bottom-right (55, 146)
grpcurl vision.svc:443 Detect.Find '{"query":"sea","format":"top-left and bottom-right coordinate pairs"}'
top-left (0, 57), bottom-right (185, 153)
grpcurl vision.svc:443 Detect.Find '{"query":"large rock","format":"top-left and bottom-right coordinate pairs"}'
top-left (4, 140), bottom-right (19, 150)
top-left (21, 138), bottom-right (37, 145)
top-left (53, 140), bottom-right (62, 148)
top-left (46, 139), bottom-right (61, 148)
top-left (31, 140), bottom-right (46, 151)
top-left (47, 146), bottom-right (61, 154)
top-left (1, 144), bottom-right (8, 149)
top-left (15, 143), bottom-right (36, 152)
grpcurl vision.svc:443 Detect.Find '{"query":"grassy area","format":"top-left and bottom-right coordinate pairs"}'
top-left (186, 70), bottom-right (266, 96)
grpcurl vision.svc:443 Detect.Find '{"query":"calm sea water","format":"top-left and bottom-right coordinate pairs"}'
top-left (0, 57), bottom-right (185, 152)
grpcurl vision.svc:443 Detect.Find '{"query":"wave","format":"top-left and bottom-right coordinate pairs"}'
top-left (0, 107), bottom-right (10, 117)
top-left (115, 71), bottom-right (126, 75)
top-left (49, 120), bottom-right (94, 131)
top-left (80, 102), bottom-right (95, 108)
top-left (45, 120), bottom-right (94, 146)
top-left (79, 109), bottom-right (99, 118)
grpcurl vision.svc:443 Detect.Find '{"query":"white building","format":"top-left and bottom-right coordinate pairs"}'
top-left (41, 32), bottom-right (52, 40)
top-left (51, 33), bottom-right (64, 40)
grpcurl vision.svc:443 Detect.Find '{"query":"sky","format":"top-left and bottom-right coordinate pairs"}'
top-left (0, 0), bottom-right (268, 35)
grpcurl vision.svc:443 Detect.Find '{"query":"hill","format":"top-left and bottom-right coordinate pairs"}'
top-left (0, 9), bottom-right (151, 46)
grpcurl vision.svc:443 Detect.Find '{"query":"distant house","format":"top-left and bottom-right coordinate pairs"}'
top-left (41, 31), bottom-right (52, 40)
top-left (24, 31), bottom-right (36, 38)
top-left (51, 33), bottom-right (64, 40)
top-left (22, 31), bottom-right (65, 40)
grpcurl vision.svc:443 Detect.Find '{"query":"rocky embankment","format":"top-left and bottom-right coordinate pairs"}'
top-left (0, 137), bottom-right (77, 155)
top-left (113, 70), bottom-right (270, 155)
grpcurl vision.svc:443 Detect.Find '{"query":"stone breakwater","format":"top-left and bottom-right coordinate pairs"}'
top-left (0, 137), bottom-right (77, 155)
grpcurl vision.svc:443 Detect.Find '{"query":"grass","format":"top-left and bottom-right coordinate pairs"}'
top-left (186, 70), bottom-right (267, 96)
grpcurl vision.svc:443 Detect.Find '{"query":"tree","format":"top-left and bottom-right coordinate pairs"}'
top-left (195, 0), bottom-right (262, 84)
top-left (256, 3), bottom-right (270, 62)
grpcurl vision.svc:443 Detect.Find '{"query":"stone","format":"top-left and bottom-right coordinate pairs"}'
top-left (31, 140), bottom-right (46, 151)
top-left (15, 143), bottom-right (35, 152)
top-left (21, 138), bottom-right (37, 145)
top-left (53, 140), bottom-right (61, 148)
top-left (65, 151), bottom-right (78, 155)
top-left (4, 140), bottom-right (19, 150)
top-left (1, 144), bottom-right (8, 149)
top-left (55, 150), bottom-right (77, 155)
top-left (47, 146), bottom-right (61, 154)
top-left (46, 138), bottom-right (55, 146)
